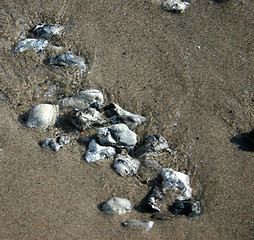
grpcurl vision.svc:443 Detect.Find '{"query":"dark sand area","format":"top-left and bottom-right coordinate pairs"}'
top-left (0, 0), bottom-right (253, 239)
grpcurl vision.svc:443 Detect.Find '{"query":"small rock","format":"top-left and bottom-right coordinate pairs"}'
top-left (41, 136), bottom-right (72, 151)
top-left (169, 200), bottom-right (201, 217)
top-left (121, 220), bottom-right (154, 231)
top-left (14, 38), bottom-right (48, 53)
top-left (58, 89), bottom-right (104, 110)
top-left (162, 0), bottom-right (190, 13)
top-left (135, 135), bottom-right (171, 159)
top-left (104, 103), bottom-right (146, 130)
top-left (49, 51), bottom-right (87, 70)
top-left (97, 123), bottom-right (138, 148)
top-left (114, 155), bottom-right (140, 177)
top-left (31, 23), bottom-right (64, 39)
top-left (85, 139), bottom-right (116, 163)
top-left (71, 108), bottom-right (107, 130)
top-left (161, 168), bottom-right (192, 200)
top-left (101, 197), bottom-right (132, 214)
top-left (26, 104), bottom-right (59, 130)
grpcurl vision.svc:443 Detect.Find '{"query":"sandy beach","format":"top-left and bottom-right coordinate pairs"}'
top-left (0, 0), bottom-right (253, 239)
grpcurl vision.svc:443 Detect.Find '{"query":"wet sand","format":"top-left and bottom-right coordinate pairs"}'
top-left (0, 0), bottom-right (253, 239)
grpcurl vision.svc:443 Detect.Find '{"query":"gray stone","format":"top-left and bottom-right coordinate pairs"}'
top-left (32, 23), bottom-right (64, 39)
top-left (97, 123), bottom-right (137, 148)
top-left (102, 197), bottom-right (132, 215)
top-left (121, 220), bottom-right (154, 231)
top-left (162, 0), bottom-right (190, 13)
top-left (41, 136), bottom-right (72, 151)
top-left (114, 155), bottom-right (140, 177)
top-left (14, 38), bottom-right (48, 53)
top-left (85, 140), bottom-right (116, 163)
top-left (105, 103), bottom-right (146, 130)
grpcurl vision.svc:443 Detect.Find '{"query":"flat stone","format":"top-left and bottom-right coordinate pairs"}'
top-left (101, 197), bottom-right (132, 215)
top-left (15, 38), bottom-right (48, 53)
top-left (114, 155), bottom-right (140, 177)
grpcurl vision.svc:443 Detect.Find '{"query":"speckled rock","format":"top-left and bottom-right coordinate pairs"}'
top-left (101, 197), bottom-right (132, 215)
top-left (14, 38), bottom-right (48, 53)
top-left (114, 155), bottom-right (140, 177)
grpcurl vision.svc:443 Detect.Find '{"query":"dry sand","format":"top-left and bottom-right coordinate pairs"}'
top-left (0, 0), bottom-right (253, 239)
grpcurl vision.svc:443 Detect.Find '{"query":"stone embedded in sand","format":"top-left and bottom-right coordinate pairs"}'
top-left (121, 219), bottom-right (154, 231)
top-left (141, 186), bottom-right (163, 213)
top-left (26, 104), bottom-right (59, 130)
top-left (169, 200), bottom-right (201, 217)
top-left (114, 155), bottom-right (140, 177)
top-left (58, 89), bottom-right (104, 110)
top-left (135, 135), bottom-right (171, 159)
top-left (161, 168), bottom-right (192, 200)
top-left (41, 136), bottom-right (72, 151)
top-left (102, 197), bottom-right (132, 214)
top-left (97, 123), bottom-right (138, 148)
top-left (85, 139), bottom-right (116, 163)
top-left (104, 103), bottom-right (146, 130)
top-left (32, 23), bottom-right (64, 39)
top-left (162, 0), bottom-right (190, 13)
top-left (14, 38), bottom-right (49, 53)
top-left (71, 108), bottom-right (107, 130)
top-left (49, 51), bottom-right (87, 70)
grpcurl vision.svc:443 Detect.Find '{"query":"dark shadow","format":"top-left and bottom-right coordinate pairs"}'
top-left (18, 112), bottom-right (29, 125)
top-left (230, 129), bottom-right (254, 152)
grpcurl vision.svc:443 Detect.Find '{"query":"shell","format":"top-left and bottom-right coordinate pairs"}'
top-left (101, 197), bottom-right (132, 214)
top-left (85, 140), bottom-right (116, 163)
top-left (161, 168), bottom-right (192, 200)
top-left (49, 51), bottom-right (87, 70)
top-left (41, 136), bottom-right (72, 151)
top-left (58, 89), bottom-right (104, 110)
top-left (96, 123), bottom-right (137, 148)
top-left (121, 220), bottom-right (154, 231)
top-left (114, 155), bottom-right (140, 177)
top-left (169, 200), bottom-right (201, 217)
top-left (26, 104), bottom-right (59, 130)
top-left (104, 103), bottom-right (146, 130)
top-left (162, 0), bottom-right (190, 13)
top-left (32, 23), bottom-right (64, 39)
top-left (71, 108), bottom-right (107, 130)
top-left (14, 38), bottom-right (48, 53)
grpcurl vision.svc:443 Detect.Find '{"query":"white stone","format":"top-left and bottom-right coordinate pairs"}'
top-left (102, 197), bottom-right (132, 214)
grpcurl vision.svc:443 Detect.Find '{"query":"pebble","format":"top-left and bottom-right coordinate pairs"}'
top-left (169, 200), bottom-right (201, 217)
top-left (114, 155), bottom-right (140, 177)
top-left (41, 136), bottom-right (72, 151)
top-left (121, 219), bottom-right (154, 231)
top-left (141, 186), bottom-right (163, 213)
top-left (49, 51), bottom-right (87, 70)
top-left (104, 103), bottom-right (146, 130)
top-left (31, 23), bottom-right (64, 39)
top-left (71, 108), bottom-right (107, 130)
top-left (85, 139), bottom-right (116, 163)
top-left (162, 0), bottom-right (190, 13)
top-left (161, 168), bottom-right (192, 200)
top-left (97, 123), bottom-right (138, 148)
top-left (58, 89), bottom-right (104, 110)
top-left (14, 38), bottom-right (48, 53)
top-left (101, 197), bottom-right (132, 215)
top-left (26, 104), bottom-right (59, 130)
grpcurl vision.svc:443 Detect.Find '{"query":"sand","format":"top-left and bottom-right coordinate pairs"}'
top-left (0, 0), bottom-right (253, 239)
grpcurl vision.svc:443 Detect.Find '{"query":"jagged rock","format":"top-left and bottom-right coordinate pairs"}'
top-left (71, 108), bottom-right (107, 130)
top-left (85, 140), bottom-right (116, 163)
top-left (101, 197), bottom-right (132, 215)
top-left (161, 168), bottom-right (192, 200)
top-left (96, 123), bottom-right (137, 148)
top-left (58, 89), bottom-right (104, 110)
top-left (114, 155), bottom-right (140, 177)
top-left (14, 38), bottom-right (48, 53)
top-left (162, 0), bottom-right (190, 13)
top-left (104, 103), bottom-right (146, 130)
top-left (41, 136), bottom-right (72, 151)
top-left (169, 200), bottom-right (201, 217)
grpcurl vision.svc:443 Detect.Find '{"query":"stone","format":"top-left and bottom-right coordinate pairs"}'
top-left (85, 140), bottom-right (116, 163)
top-left (169, 200), bottom-right (201, 217)
top-left (31, 23), bottom-right (64, 39)
top-left (14, 38), bottom-right (48, 53)
top-left (41, 136), bottom-right (72, 151)
top-left (114, 155), bottom-right (140, 177)
top-left (162, 0), bottom-right (190, 13)
top-left (121, 220), bottom-right (154, 231)
top-left (101, 197), bottom-right (132, 215)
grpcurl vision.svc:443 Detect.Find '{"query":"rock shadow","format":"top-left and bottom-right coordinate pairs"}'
top-left (230, 129), bottom-right (254, 152)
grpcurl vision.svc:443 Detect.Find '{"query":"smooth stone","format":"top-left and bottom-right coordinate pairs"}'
top-left (71, 108), bottom-right (107, 130)
top-left (97, 123), bottom-right (137, 148)
top-left (102, 197), bottom-right (132, 215)
top-left (49, 51), bottom-right (87, 70)
top-left (14, 38), bottom-right (48, 53)
top-left (169, 200), bottom-right (201, 217)
top-left (32, 23), bottom-right (64, 39)
top-left (26, 104), bottom-right (59, 130)
top-left (121, 220), bottom-right (154, 231)
top-left (161, 168), bottom-right (192, 200)
top-left (104, 103), bottom-right (146, 130)
top-left (85, 140), bottom-right (116, 163)
top-left (114, 155), bottom-right (140, 177)
top-left (41, 136), bottom-right (72, 151)
top-left (58, 89), bottom-right (104, 110)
